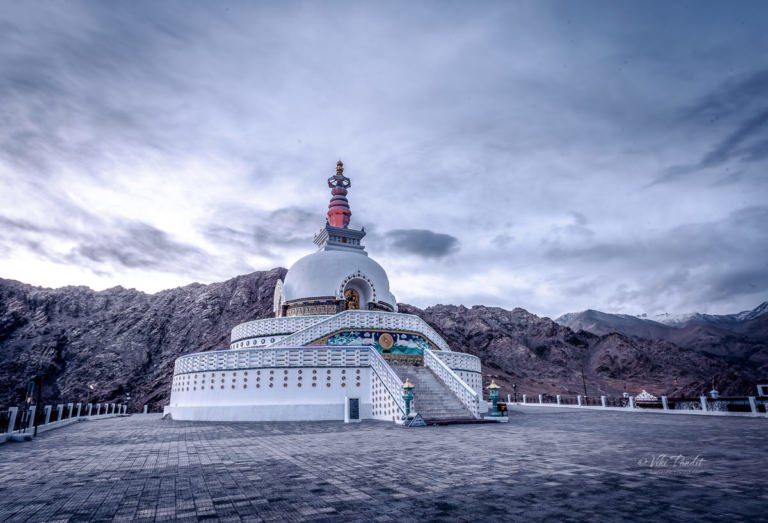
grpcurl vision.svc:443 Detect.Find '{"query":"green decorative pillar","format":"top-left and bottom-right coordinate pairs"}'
top-left (402, 378), bottom-right (415, 419)
top-left (487, 379), bottom-right (501, 416)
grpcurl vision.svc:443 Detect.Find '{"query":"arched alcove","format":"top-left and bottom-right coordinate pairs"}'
top-left (343, 277), bottom-right (373, 310)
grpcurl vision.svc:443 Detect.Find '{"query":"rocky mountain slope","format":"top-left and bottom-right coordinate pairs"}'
top-left (0, 269), bottom-right (284, 410)
top-left (1, 271), bottom-right (765, 410)
top-left (401, 305), bottom-right (760, 399)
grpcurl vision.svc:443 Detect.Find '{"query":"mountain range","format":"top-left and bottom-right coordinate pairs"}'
top-left (555, 304), bottom-right (768, 363)
top-left (1, 270), bottom-right (765, 410)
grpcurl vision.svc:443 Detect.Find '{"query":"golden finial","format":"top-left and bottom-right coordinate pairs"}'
top-left (403, 378), bottom-right (415, 390)
top-left (487, 379), bottom-right (500, 390)
top-left (336, 159), bottom-right (344, 175)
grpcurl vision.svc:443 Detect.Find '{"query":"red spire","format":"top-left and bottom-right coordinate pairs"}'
top-left (327, 160), bottom-right (352, 228)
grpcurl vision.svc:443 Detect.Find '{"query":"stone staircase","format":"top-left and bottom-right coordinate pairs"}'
top-left (391, 365), bottom-right (475, 422)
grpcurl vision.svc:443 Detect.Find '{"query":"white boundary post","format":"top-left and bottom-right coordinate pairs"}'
top-left (7, 407), bottom-right (18, 433)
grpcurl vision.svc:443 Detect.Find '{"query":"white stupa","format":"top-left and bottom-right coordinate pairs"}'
top-left (166, 161), bottom-right (483, 423)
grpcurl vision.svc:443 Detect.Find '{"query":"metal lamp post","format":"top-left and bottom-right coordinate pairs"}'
top-left (402, 378), bottom-right (415, 419)
top-left (487, 379), bottom-right (501, 416)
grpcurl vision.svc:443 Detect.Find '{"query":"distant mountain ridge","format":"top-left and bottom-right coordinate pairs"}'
top-left (556, 301), bottom-right (768, 337)
top-left (555, 303), bottom-right (768, 367)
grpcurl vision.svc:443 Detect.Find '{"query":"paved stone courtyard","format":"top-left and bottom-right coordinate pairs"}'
top-left (0, 408), bottom-right (766, 522)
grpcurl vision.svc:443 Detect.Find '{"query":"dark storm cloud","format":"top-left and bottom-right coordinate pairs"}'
top-left (0, 214), bottom-right (79, 264)
top-left (699, 108), bottom-right (768, 167)
top-left (0, 216), bottom-right (49, 234)
top-left (542, 206), bottom-right (768, 309)
top-left (0, 3), bottom-right (201, 177)
top-left (0, 211), bottom-right (217, 276)
top-left (653, 69), bottom-right (768, 185)
top-left (384, 229), bottom-right (459, 258)
top-left (681, 69), bottom-right (768, 124)
top-left (70, 221), bottom-right (210, 271)
top-left (204, 207), bottom-right (322, 257)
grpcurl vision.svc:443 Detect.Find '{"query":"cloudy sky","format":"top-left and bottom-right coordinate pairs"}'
top-left (1, 1), bottom-right (767, 318)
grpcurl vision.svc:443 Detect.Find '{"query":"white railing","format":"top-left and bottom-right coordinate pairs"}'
top-left (368, 348), bottom-right (406, 417)
top-left (435, 351), bottom-right (482, 373)
top-left (424, 348), bottom-right (480, 419)
top-left (230, 316), bottom-right (331, 343)
top-left (272, 310), bottom-right (451, 352)
top-left (174, 346), bottom-right (371, 374)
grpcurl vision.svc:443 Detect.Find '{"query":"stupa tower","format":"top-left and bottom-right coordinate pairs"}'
top-left (327, 160), bottom-right (352, 228)
top-left (313, 160), bottom-right (366, 253)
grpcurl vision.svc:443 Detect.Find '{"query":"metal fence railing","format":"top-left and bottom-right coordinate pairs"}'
top-left (2, 402), bottom-right (129, 436)
top-left (511, 393), bottom-right (768, 415)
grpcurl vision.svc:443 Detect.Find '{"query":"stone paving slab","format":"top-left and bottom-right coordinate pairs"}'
top-left (0, 408), bottom-right (765, 522)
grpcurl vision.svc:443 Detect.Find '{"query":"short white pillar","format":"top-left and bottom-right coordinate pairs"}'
top-left (700, 396), bottom-right (708, 412)
top-left (111, 403), bottom-right (115, 414)
top-left (143, 405), bottom-right (148, 414)
top-left (27, 406), bottom-right (36, 430)
top-left (96, 403), bottom-right (101, 416)
top-left (538, 394), bottom-right (543, 404)
top-left (7, 407), bottom-right (18, 433)
top-left (507, 394), bottom-right (511, 403)
top-left (56, 404), bottom-right (64, 421)
top-left (522, 394), bottom-right (527, 404)
top-left (748, 396), bottom-right (757, 415)
top-left (556, 395), bottom-right (561, 405)
top-left (628, 397), bottom-right (636, 409)
top-left (76, 403), bottom-right (82, 417)
top-left (600, 395), bottom-right (606, 407)
top-left (87, 403), bottom-right (93, 416)
top-left (661, 396), bottom-right (669, 410)
top-left (577, 395), bottom-right (583, 406)
top-left (122, 405), bottom-right (127, 415)
top-left (44, 405), bottom-right (52, 424)
top-left (67, 403), bottom-right (74, 418)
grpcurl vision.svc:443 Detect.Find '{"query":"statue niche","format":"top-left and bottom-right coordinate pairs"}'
top-left (344, 289), bottom-right (360, 310)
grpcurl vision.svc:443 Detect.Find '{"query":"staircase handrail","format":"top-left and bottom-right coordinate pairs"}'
top-left (367, 348), bottom-right (406, 416)
top-left (423, 348), bottom-right (481, 419)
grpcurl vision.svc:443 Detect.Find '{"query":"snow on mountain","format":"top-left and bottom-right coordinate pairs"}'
top-left (652, 301), bottom-right (768, 328)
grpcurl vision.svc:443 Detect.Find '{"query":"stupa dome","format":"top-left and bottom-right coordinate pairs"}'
top-left (282, 249), bottom-right (397, 310)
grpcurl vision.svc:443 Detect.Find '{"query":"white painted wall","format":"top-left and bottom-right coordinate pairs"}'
top-left (169, 367), bottom-right (373, 421)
